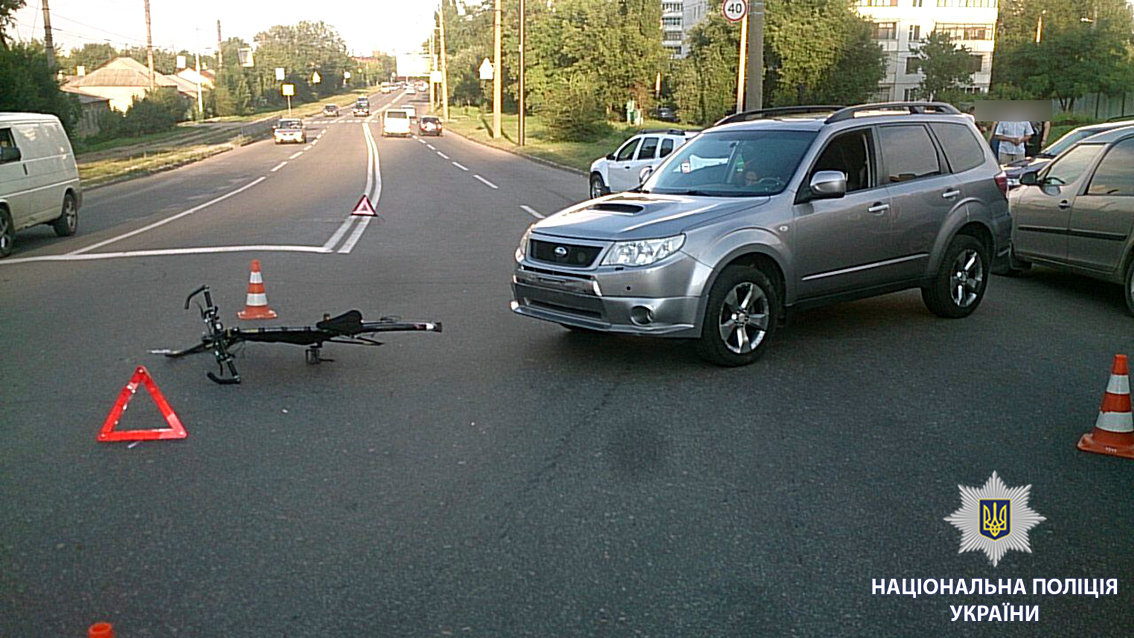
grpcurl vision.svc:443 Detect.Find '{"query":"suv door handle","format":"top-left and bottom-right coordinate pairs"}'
top-left (942, 189), bottom-right (961, 199)
top-left (867, 203), bottom-right (890, 215)
top-left (1058, 200), bottom-right (1071, 209)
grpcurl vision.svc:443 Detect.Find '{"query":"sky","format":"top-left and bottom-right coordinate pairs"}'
top-left (12, 0), bottom-right (437, 57)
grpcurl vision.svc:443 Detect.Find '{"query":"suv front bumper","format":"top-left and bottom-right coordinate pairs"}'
top-left (510, 254), bottom-right (711, 338)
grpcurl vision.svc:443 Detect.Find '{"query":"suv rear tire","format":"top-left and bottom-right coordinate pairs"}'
top-left (1124, 260), bottom-right (1134, 318)
top-left (590, 174), bottom-right (609, 199)
top-left (696, 265), bottom-right (779, 366)
top-left (922, 234), bottom-right (989, 318)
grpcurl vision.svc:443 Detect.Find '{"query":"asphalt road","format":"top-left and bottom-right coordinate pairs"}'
top-left (1, 92), bottom-right (1132, 637)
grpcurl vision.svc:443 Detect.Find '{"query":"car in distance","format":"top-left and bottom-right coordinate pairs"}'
top-left (406, 85), bottom-right (417, 95)
top-left (589, 129), bottom-right (698, 199)
top-left (652, 106), bottom-right (678, 122)
top-left (322, 104), bottom-right (340, 117)
top-left (1007, 125), bottom-right (1134, 315)
top-left (0, 112), bottom-right (82, 257)
top-left (380, 83), bottom-right (394, 94)
top-left (512, 103), bottom-right (1010, 366)
top-left (383, 109), bottom-right (411, 137)
top-left (1004, 118), bottom-right (1134, 188)
top-left (353, 98), bottom-right (370, 117)
top-left (419, 115), bottom-right (443, 136)
top-left (273, 118), bottom-right (306, 144)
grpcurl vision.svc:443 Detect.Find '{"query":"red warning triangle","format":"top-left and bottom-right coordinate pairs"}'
top-left (351, 194), bottom-right (377, 216)
top-left (98, 366), bottom-right (188, 442)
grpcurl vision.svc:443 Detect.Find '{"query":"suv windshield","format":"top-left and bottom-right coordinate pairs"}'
top-left (279, 119), bottom-right (301, 128)
top-left (647, 129), bottom-right (817, 197)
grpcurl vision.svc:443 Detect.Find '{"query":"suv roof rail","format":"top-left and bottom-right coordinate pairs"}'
top-left (715, 105), bottom-right (846, 126)
top-left (1105, 114), bottom-right (1134, 123)
top-left (825, 101), bottom-right (961, 123)
top-left (634, 128), bottom-right (695, 136)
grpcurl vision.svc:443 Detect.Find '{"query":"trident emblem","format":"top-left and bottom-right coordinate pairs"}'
top-left (980, 500), bottom-right (1010, 540)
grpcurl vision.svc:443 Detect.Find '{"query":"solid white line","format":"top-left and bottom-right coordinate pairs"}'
top-left (1, 244), bottom-right (329, 265)
top-left (68, 176), bottom-right (267, 255)
top-left (337, 217), bottom-right (371, 254)
top-left (437, 152), bottom-right (450, 159)
top-left (322, 216), bottom-right (358, 251)
top-left (271, 161), bottom-right (287, 172)
top-left (289, 151), bottom-right (302, 159)
top-left (520, 205), bottom-right (545, 219)
top-left (452, 161), bottom-right (468, 171)
top-left (474, 174), bottom-right (498, 189)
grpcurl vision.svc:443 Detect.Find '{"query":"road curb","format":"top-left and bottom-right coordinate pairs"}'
top-left (444, 127), bottom-right (587, 177)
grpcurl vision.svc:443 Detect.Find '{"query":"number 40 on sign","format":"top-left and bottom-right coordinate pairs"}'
top-left (722, 0), bottom-right (748, 22)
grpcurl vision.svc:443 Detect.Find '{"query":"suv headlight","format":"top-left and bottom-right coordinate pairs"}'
top-left (602, 235), bottom-right (685, 267)
top-left (515, 226), bottom-right (533, 262)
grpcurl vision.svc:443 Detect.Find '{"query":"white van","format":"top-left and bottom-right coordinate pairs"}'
top-left (382, 109), bottom-right (411, 137)
top-left (0, 113), bottom-right (82, 257)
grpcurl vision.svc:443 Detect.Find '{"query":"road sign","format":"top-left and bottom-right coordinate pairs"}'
top-left (275, 67), bottom-right (285, 81)
top-left (238, 47), bottom-right (254, 67)
top-left (343, 71), bottom-right (352, 79)
top-left (479, 58), bottom-right (494, 81)
top-left (312, 71), bottom-right (321, 84)
top-left (722, 0), bottom-right (748, 22)
top-left (281, 83), bottom-right (295, 97)
top-left (430, 70), bottom-right (443, 83)
top-left (176, 55), bottom-right (187, 70)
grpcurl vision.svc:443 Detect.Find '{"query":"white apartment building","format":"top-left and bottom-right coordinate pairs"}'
top-left (662, 1), bottom-right (685, 58)
top-left (855, 0), bottom-right (999, 102)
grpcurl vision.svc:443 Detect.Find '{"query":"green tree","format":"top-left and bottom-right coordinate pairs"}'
top-left (540, 72), bottom-right (609, 141)
top-left (913, 31), bottom-right (975, 100)
top-left (62, 43), bottom-right (118, 75)
top-left (0, 42), bottom-right (80, 133)
top-left (994, 0), bottom-right (1134, 109)
top-left (674, 14), bottom-right (739, 125)
top-left (0, 0), bottom-right (25, 49)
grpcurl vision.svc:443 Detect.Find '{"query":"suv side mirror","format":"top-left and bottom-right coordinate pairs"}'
top-left (808, 171), bottom-right (847, 200)
top-left (1019, 171), bottom-right (1039, 186)
top-left (606, 153), bottom-right (616, 161)
top-left (0, 146), bottom-right (21, 163)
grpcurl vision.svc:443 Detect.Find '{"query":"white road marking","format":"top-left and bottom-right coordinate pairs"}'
top-left (0, 244), bottom-right (330, 265)
top-left (337, 216), bottom-right (371, 254)
top-left (520, 205), bottom-right (545, 219)
top-left (312, 139), bottom-right (320, 145)
top-left (67, 176), bottom-right (267, 256)
top-left (437, 152), bottom-right (450, 159)
top-left (324, 122), bottom-right (382, 253)
top-left (452, 161), bottom-right (468, 171)
top-left (473, 175), bottom-right (498, 189)
top-left (289, 151), bottom-right (302, 159)
top-left (270, 161), bottom-right (287, 172)
top-left (304, 145), bottom-right (312, 150)
top-left (426, 144), bottom-right (436, 150)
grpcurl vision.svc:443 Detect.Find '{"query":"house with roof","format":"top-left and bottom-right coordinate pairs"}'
top-left (60, 87), bottom-right (112, 137)
top-left (63, 57), bottom-right (187, 112)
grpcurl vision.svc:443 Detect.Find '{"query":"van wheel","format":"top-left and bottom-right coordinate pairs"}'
top-left (590, 174), bottom-right (609, 199)
top-left (52, 193), bottom-right (78, 237)
top-left (0, 208), bottom-right (13, 258)
top-left (922, 234), bottom-right (989, 318)
top-left (1124, 260), bottom-right (1134, 318)
top-left (695, 265), bottom-right (779, 366)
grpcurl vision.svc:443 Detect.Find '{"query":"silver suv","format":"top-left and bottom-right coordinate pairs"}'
top-left (511, 103), bottom-right (1011, 365)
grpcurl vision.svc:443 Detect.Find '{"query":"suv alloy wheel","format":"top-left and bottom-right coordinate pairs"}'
top-left (696, 265), bottom-right (779, 366)
top-left (922, 234), bottom-right (990, 318)
top-left (590, 174), bottom-right (608, 199)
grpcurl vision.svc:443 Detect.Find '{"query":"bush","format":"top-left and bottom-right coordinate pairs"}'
top-left (0, 42), bottom-right (81, 135)
top-left (90, 89), bottom-right (189, 140)
top-left (540, 73), bottom-right (610, 142)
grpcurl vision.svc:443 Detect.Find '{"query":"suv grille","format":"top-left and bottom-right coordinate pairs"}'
top-left (530, 239), bottom-right (602, 268)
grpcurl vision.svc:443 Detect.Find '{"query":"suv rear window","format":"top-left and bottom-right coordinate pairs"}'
top-left (930, 123), bottom-right (986, 174)
top-left (879, 125), bottom-right (941, 183)
top-left (387, 111), bottom-right (407, 119)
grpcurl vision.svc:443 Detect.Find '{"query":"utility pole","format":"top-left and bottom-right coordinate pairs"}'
top-left (194, 28), bottom-right (204, 121)
top-left (144, 0), bottom-right (156, 90)
top-left (492, 0), bottom-right (502, 139)
top-left (735, 12), bottom-right (747, 114)
top-left (41, 0), bottom-right (55, 68)
top-left (429, 22), bottom-right (436, 109)
top-left (216, 20), bottom-right (223, 68)
top-left (518, 0), bottom-right (525, 145)
top-left (439, 2), bottom-right (450, 121)
top-left (744, 1), bottom-right (765, 112)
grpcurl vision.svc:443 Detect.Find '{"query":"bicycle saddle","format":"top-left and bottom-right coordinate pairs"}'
top-left (316, 310), bottom-right (364, 335)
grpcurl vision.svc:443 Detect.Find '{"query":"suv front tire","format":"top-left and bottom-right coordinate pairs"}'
top-left (589, 174), bottom-right (609, 199)
top-left (922, 234), bottom-right (990, 318)
top-left (696, 265), bottom-right (780, 366)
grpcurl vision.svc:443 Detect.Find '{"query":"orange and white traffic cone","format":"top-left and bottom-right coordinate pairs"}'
top-left (237, 259), bottom-right (278, 320)
top-left (1078, 354), bottom-right (1134, 460)
top-left (88, 622), bottom-right (114, 638)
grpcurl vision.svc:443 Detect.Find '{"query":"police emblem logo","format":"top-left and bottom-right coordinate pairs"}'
top-left (945, 472), bottom-right (1045, 567)
top-left (979, 499), bottom-right (1010, 540)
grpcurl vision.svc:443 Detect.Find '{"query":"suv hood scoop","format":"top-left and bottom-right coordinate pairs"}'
top-left (534, 194), bottom-right (769, 242)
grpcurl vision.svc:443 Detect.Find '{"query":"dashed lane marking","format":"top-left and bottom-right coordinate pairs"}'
top-left (271, 161), bottom-right (287, 172)
top-left (288, 151), bottom-right (302, 159)
top-left (452, 161), bottom-right (468, 171)
top-left (437, 151), bottom-right (450, 159)
top-left (473, 175), bottom-right (498, 189)
top-left (520, 205), bottom-right (545, 219)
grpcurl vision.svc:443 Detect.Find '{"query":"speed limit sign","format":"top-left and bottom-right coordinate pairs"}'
top-left (722, 0), bottom-right (748, 22)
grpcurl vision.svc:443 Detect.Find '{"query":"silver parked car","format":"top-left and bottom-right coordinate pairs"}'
top-left (1007, 125), bottom-right (1134, 315)
top-left (511, 103), bottom-right (1011, 365)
